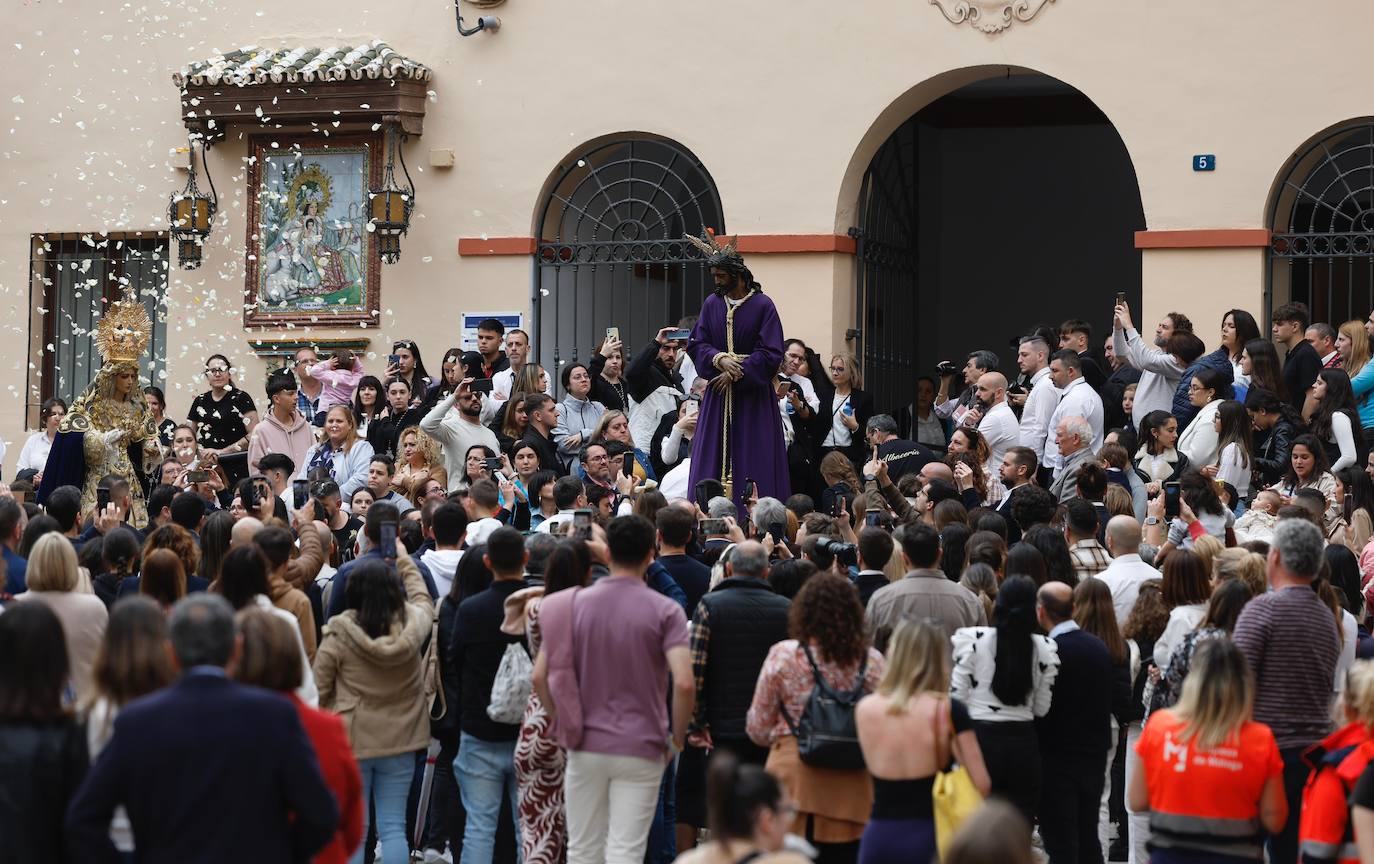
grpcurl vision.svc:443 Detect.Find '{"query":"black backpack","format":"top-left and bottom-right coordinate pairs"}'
top-left (780, 643), bottom-right (869, 770)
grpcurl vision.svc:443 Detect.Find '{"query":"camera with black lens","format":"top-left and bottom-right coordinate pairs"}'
top-left (816, 537), bottom-right (859, 569)
top-left (935, 360), bottom-right (958, 377)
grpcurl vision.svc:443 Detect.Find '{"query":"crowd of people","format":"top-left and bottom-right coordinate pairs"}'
top-left (11, 295), bottom-right (1374, 864)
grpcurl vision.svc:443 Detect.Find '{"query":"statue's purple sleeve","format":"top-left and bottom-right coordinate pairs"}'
top-left (739, 297), bottom-right (784, 391)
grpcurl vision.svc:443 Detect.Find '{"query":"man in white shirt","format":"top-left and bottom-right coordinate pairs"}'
top-left (1014, 336), bottom-right (1060, 476)
top-left (420, 379), bottom-right (502, 492)
top-left (1043, 350), bottom-right (1104, 476)
top-left (1095, 515), bottom-right (1158, 625)
top-left (965, 372), bottom-right (1019, 469)
top-left (419, 500), bottom-right (466, 597)
top-left (463, 479), bottom-right (506, 546)
top-left (535, 476), bottom-right (589, 535)
top-left (484, 329), bottom-right (552, 423)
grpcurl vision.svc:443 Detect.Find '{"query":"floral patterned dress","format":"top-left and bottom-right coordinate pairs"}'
top-left (513, 601), bottom-right (566, 864)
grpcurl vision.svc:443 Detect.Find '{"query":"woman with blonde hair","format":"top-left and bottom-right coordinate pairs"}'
top-left (1130, 639), bottom-right (1286, 860)
top-left (590, 409), bottom-right (654, 481)
top-left (855, 618), bottom-right (990, 863)
top-left (1341, 319), bottom-right (1371, 378)
top-left (16, 532), bottom-right (108, 705)
top-left (814, 352), bottom-right (873, 466)
top-left (297, 404), bottom-right (375, 499)
top-left (392, 425), bottom-right (448, 504)
top-left (1312, 661), bottom-right (1374, 862)
top-left (818, 450), bottom-right (860, 518)
top-left (1190, 533), bottom-right (1224, 577)
top-left (1212, 547), bottom-right (1267, 595)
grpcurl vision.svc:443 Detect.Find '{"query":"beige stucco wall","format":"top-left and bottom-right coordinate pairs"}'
top-left (1, 0), bottom-right (1371, 472)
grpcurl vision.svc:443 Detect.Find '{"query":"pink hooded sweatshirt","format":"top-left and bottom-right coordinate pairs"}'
top-left (248, 409), bottom-right (316, 475)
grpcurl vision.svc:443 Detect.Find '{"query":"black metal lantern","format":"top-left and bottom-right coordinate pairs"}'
top-left (369, 122), bottom-right (415, 264)
top-left (168, 136), bottom-right (218, 269)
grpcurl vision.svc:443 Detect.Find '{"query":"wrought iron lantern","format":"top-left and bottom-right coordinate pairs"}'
top-left (168, 136), bottom-right (218, 269)
top-left (369, 121), bottom-right (415, 264)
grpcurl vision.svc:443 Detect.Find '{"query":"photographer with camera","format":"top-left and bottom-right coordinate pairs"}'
top-left (865, 521), bottom-right (986, 640)
top-left (935, 350), bottom-right (1000, 428)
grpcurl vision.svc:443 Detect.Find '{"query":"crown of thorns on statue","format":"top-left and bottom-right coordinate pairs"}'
top-left (684, 229), bottom-right (748, 275)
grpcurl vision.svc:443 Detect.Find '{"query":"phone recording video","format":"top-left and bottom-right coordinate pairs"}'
top-left (700, 517), bottom-right (728, 537)
top-left (293, 479), bottom-right (309, 511)
top-left (96, 486), bottom-right (112, 513)
top-left (573, 508), bottom-right (594, 540)
top-left (469, 378), bottom-right (494, 394)
top-left (379, 519), bottom-right (399, 560)
top-left (1164, 482), bottom-right (1181, 520)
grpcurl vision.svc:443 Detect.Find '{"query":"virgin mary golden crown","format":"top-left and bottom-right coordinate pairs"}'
top-left (95, 295), bottom-right (152, 365)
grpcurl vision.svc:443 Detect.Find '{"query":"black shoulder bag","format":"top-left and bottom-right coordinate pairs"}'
top-left (779, 643), bottom-right (869, 770)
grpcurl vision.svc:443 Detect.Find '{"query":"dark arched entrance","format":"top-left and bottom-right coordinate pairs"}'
top-left (851, 73), bottom-right (1145, 415)
top-left (533, 135), bottom-right (724, 378)
top-left (1269, 120), bottom-right (1374, 324)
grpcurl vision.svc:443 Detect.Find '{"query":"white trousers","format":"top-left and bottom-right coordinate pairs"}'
top-left (564, 749), bottom-right (665, 864)
top-left (1124, 720), bottom-right (1151, 864)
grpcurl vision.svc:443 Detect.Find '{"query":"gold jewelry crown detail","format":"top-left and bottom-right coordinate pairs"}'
top-left (95, 295), bottom-right (152, 364)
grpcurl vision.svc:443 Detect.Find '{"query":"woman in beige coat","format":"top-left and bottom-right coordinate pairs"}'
top-left (17, 532), bottom-right (108, 706)
top-left (313, 545), bottom-right (433, 864)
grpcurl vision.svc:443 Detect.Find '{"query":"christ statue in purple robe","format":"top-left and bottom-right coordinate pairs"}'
top-left (684, 232), bottom-right (790, 513)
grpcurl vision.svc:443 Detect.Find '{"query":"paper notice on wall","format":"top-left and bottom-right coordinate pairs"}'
top-left (460, 312), bottom-right (524, 353)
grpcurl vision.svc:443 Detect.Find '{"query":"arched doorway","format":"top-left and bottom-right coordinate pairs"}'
top-left (533, 135), bottom-right (724, 379)
top-left (1269, 120), bottom-right (1374, 324)
top-left (851, 72), bottom-right (1145, 415)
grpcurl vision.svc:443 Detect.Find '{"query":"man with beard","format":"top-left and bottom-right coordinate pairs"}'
top-left (684, 230), bottom-right (789, 513)
top-left (420, 377), bottom-right (501, 491)
top-left (1113, 302), bottom-right (1204, 427)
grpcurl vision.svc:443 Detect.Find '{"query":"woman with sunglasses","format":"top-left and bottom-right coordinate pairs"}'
top-left (189, 354), bottom-right (259, 461)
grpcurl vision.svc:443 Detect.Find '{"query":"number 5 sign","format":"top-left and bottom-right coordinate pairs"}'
top-left (1193, 154), bottom-right (1216, 171)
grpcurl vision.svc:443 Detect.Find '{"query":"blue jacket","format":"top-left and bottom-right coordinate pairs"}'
top-left (1172, 348), bottom-right (1235, 428)
top-left (1352, 361), bottom-right (1374, 428)
top-left (2, 546), bottom-right (26, 596)
top-left (325, 547), bottom-right (437, 620)
top-left (65, 669), bottom-right (338, 863)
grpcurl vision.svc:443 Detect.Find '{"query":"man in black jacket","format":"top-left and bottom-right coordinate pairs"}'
top-left (66, 594), bottom-right (338, 863)
top-left (1036, 582), bottom-right (1129, 864)
top-left (687, 540), bottom-right (789, 765)
top-left (520, 393), bottom-right (564, 475)
top-left (625, 326), bottom-right (686, 449)
top-left (449, 527), bottom-right (529, 863)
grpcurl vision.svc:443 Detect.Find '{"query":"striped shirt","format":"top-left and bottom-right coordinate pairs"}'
top-left (1231, 585), bottom-right (1340, 750)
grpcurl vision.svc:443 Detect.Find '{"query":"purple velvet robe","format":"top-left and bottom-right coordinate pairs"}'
top-left (687, 290), bottom-right (790, 512)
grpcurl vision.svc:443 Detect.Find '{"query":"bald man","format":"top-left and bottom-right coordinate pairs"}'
top-left (966, 371), bottom-right (1020, 469)
top-left (230, 516), bottom-right (264, 548)
top-left (1035, 578), bottom-right (1123, 864)
top-left (1096, 515), bottom-right (1157, 624)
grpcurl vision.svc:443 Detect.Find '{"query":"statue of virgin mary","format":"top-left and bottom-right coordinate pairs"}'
top-left (37, 294), bottom-right (162, 527)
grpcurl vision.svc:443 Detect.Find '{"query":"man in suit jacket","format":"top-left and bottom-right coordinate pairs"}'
top-left (66, 594), bottom-right (338, 864)
top-left (1035, 581), bottom-right (1119, 864)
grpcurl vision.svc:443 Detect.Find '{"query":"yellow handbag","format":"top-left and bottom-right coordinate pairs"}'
top-left (932, 696), bottom-right (984, 856)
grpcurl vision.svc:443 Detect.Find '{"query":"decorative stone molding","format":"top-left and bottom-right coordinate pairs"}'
top-left (930, 0), bottom-right (1056, 33)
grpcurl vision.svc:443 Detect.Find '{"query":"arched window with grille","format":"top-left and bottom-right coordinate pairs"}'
top-left (1270, 121), bottom-right (1374, 323)
top-left (533, 135), bottom-right (724, 386)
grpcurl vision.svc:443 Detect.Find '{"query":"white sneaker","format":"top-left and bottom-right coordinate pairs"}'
top-left (422, 846), bottom-right (453, 863)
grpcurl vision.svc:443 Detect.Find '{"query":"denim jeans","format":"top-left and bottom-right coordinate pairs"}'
top-left (455, 732), bottom-right (522, 864)
top-left (354, 752), bottom-right (416, 864)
